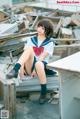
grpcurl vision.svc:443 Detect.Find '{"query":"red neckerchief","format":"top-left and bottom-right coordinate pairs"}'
top-left (31, 36), bottom-right (52, 56)
top-left (33, 46), bottom-right (44, 56)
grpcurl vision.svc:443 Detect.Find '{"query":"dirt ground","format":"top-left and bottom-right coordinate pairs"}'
top-left (16, 92), bottom-right (60, 119)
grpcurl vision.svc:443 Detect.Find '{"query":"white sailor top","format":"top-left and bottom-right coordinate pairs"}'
top-left (24, 36), bottom-right (55, 63)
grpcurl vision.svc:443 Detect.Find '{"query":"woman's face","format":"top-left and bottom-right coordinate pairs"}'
top-left (37, 26), bottom-right (45, 36)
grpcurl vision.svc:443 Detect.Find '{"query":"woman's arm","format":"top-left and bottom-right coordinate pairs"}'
top-left (38, 52), bottom-right (49, 61)
top-left (39, 41), bottom-right (54, 61)
top-left (31, 52), bottom-right (48, 77)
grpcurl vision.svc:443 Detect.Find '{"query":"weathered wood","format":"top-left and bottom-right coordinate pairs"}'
top-left (21, 4), bottom-right (74, 15)
top-left (71, 13), bottom-right (80, 26)
top-left (30, 15), bottom-right (39, 29)
top-left (54, 38), bottom-right (80, 41)
top-left (62, 17), bottom-right (71, 27)
top-left (0, 31), bottom-right (37, 41)
top-left (0, 79), bottom-right (16, 119)
top-left (0, 40), bottom-right (24, 52)
top-left (48, 52), bottom-right (80, 119)
top-left (0, 81), bottom-right (3, 98)
top-left (54, 43), bottom-right (80, 58)
top-left (50, 10), bottom-right (73, 17)
top-left (73, 28), bottom-right (80, 40)
top-left (16, 75), bottom-right (59, 92)
top-left (55, 43), bottom-right (80, 48)
top-left (60, 27), bottom-right (72, 38)
top-left (0, 11), bottom-right (9, 22)
top-left (54, 17), bottom-right (63, 35)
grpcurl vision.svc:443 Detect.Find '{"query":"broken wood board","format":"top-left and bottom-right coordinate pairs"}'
top-left (0, 31), bottom-right (37, 42)
top-left (0, 10), bottom-right (9, 22)
top-left (71, 13), bottom-right (80, 26)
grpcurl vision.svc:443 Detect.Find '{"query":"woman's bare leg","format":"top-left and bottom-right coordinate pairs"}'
top-left (6, 47), bottom-right (34, 79)
top-left (35, 61), bottom-right (47, 104)
top-left (17, 47), bottom-right (34, 65)
top-left (35, 61), bottom-right (47, 84)
top-left (19, 51), bottom-right (34, 79)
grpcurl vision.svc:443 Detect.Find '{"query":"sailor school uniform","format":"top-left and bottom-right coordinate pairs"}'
top-left (24, 36), bottom-right (55, 74)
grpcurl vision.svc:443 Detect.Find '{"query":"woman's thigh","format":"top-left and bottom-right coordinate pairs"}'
top-left (24, 55), bottom-right (34, 75)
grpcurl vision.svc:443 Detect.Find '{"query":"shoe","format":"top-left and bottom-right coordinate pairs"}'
top-left (39, 95), bottom-right (47, 104)
top-left (6, 69), bottom-right (18, 79)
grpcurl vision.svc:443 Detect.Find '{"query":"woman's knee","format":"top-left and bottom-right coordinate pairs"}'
top-left (35, 61), bottom-right (44, 69)
top-left (25, 47), bottom-right (34, 54)
top-left (23, 47), bottom-right (34, 60)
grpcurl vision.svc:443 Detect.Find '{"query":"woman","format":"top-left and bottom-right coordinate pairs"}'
top-left (6, 19), bottom-right (55, 104)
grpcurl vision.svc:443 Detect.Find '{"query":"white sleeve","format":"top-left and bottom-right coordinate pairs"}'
top-left (24, 37), bottom-right (33, 50)
top-left (44, 41), bottom-right (55, 56)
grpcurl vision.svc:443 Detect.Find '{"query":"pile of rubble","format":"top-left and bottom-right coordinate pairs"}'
top-left (0, 5), bottom-right (80, 57)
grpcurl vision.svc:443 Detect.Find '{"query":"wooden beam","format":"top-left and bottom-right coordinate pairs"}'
top-left (0, 32), bottom-right (37, 41)
top-left (54, 43), bottom-right (80, 48)
top-left (16, 76), bottom-right (59, 92)
top-left (0, 78), bottom-right (16, 119)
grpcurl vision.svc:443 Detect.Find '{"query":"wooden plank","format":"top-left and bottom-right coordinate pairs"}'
top-left (0, 82), bottom-right (3, 98)
top-left (0, 79), bottom-right (16, 119)
top-left (54, 17), bottom-right (63, 35)
top-left (54, 43), bottom-right (80, 48)
top-left (0, 31), bottom-right (37, 41)
top-left (48, 51), bottom-right (80, 73)
top-left (54, 43), bottom-right (80, 58)
top-left (59, 70), bottom-right (80, 119)
top-left (47, 52), bottom-right (80, 119)
top-left (0, 11), bottom-right (9, 22)
top-left (16, 76), bottom-right (59, 92)
top-left (0, 40), bottom-right (24, 51)
top-left (71, 13), bottom-right (80, 26)
top-left (30, 15), bottom-right (39, 29)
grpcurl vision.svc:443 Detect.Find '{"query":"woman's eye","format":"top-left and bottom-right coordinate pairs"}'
top-left (42, 28), bottom-right (44, 30)
top-left (42, 27), bottom-right (45, 30)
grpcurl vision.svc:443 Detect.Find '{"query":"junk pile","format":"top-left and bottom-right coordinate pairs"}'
top-left (0, 4), bottom-right (80, 98)
top-left (0, 5), bottom-right (80, 57)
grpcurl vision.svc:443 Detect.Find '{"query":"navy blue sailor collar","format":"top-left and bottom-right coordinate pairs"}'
top-left (31, 36), bottom-right (53, 47)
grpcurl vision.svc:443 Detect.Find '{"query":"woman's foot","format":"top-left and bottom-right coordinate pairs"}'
top-left (6, 69), bottom-right (18, 79)
top-left (39, 95), bottom-right (47, 104)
